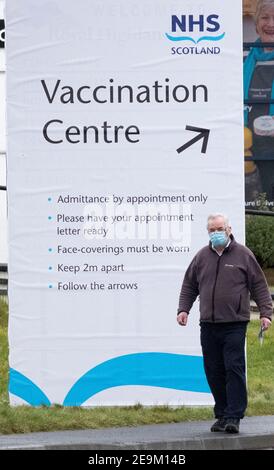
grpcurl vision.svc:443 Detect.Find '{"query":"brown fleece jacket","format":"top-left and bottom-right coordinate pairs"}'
top-left (178, 235), bottom-right (273, 323)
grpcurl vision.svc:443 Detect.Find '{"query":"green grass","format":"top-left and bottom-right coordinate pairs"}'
top-left (246, 319), bottom-right (274, 409)
top-left (1, 299), bottom-right (274, 434)
top-left (0, 299), bottom-right (8, 402)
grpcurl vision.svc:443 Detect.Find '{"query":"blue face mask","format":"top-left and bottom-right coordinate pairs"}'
top-left (209, 231), bottom-right (229, 248)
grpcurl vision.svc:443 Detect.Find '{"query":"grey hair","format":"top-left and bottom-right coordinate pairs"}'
top-left (255, 0), bottom-right (274, 23)
top-left (207, 213), bottom-right (230, 229)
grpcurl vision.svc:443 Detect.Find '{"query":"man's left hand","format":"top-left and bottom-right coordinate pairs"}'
top-left (260, 317), bottom-right (272, 330)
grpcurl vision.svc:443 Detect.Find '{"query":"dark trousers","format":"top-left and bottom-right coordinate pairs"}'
top-left (200, 321), bottom-right (248, 419)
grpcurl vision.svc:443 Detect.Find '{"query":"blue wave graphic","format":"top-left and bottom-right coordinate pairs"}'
top-left (63, 352), bottom-right (210, 406)
top-left (197, 33), bottom-right (225, 43)
top-left (9, 368), bottom-right (51, 406)
top-left (165, 32), bottom-right (225, 44)
top-left (165, 33), bottom-right (196, 43)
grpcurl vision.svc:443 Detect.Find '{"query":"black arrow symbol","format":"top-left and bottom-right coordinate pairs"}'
top-left (176, 126), bottom-right (210, 155)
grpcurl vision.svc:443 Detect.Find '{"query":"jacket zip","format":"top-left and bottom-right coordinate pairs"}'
top-left (212, 256), bottom-right (221, 322)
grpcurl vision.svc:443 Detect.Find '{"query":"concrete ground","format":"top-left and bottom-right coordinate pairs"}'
top-left (0, 416), bottom-right (273, 450)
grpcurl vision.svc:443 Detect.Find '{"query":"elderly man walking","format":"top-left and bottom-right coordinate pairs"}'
top-left (177, 214), bottom-right (272, 434)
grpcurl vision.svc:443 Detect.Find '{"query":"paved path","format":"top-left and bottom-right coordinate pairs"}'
top-left (0, 416), bottom-right (274, 450)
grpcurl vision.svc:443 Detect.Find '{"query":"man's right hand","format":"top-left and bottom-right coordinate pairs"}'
top-left (177, 311), bottom-right (188, 326)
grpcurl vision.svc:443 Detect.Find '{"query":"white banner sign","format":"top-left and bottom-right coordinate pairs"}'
top-left (6, 0), bottom-right (243, 406)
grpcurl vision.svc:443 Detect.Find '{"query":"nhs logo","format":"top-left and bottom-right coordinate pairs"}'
top-left (166, 14), bottom-right (225, 45)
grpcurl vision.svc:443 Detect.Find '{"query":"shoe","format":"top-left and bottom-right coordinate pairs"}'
top-left (210, 418), bottom-right (227, 432)
top-left (225, 418), bottom-right (240, 434)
